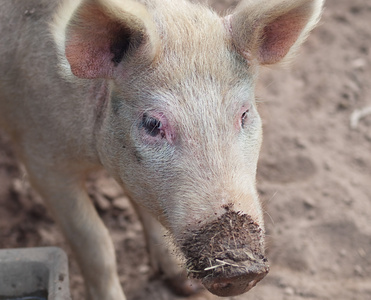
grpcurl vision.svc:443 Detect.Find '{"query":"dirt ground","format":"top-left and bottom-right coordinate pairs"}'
top-left (1, 0), bottom-right (370, 299)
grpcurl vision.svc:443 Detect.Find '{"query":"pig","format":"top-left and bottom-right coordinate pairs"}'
top-left (0, 0), bottom-right (323, 299)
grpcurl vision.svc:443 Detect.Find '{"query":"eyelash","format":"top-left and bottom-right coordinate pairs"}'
top-left (141, 113), bottom-right (165, 138)
top-left (241, 109), bottom-right (250, 128)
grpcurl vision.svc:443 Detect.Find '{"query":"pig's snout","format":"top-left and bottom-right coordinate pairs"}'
top-left (201, 257), bottom-right (269, 296)
top-left (180, 210), bottom-right (269, 297)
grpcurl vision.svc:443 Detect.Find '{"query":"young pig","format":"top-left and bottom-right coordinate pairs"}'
top-left (0, 0), bottom-right (323, 299)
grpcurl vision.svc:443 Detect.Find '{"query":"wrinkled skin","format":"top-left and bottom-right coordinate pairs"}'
top-left (0, 0), bottom-right (323, 299)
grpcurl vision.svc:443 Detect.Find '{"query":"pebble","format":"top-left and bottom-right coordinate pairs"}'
top-left (303, 197), bottom-right (316, 209)
top-left (12, 178), bottom-right (24, 193)
top-left (113, 196), bottom-right (130, 210)
top-left (138, 264), bottom-right (150, 274)
top-left (38, 227), bottom-right (56, 244)
top-left (354, 265), bottom-right (363, 276)
top-left (24, 8), bottom-right (36, 16)
top-left (284, 287), bottom-right (295, 296)
top-left (94, 193), bottom-right (111, 211)
top-left (351, 58), bottom-right (366, 70)
top-left (357, 248), bottom-right (366, 258)
top-left (97, 177), bottom-right (122, 199)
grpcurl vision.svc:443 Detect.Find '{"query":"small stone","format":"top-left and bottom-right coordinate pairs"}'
top-left (294, 137), bottom-right (306, 149)
top-left (97, 177), bottom-right (122, 199)
top-left (38, 227), bottom-right (56, 244)
top-left (358, 248), bottom-right (366, 258)
top-left (24, 8), bottom-right (36, 16)
top-left (138, 264), bottom-right (150, 274)
top-left (354, 265), bottom-right (363, 276)
top-left (351, 58), bottom-right (366, 70)
top-left (113, 196), bottom-right (130, 210)
top-left (11, 178), bottom-right (28, 196)
top-left (94, 193), bottom-right (111, 211)
top-left (303, 198), bottom-right (316, 209)
top-left (284, 287), bottom-right (295, 296)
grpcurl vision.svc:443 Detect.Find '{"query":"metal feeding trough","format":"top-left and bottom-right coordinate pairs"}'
top-left (0, 247), bottom-right (71, 300)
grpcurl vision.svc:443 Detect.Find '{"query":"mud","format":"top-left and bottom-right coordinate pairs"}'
top-left (180, 210), bottom-right (269, 281)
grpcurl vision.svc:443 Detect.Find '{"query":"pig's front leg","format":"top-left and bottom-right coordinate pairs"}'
top-left (24, 162), bottom-right (126, 300)
top-left (134, 205), bottom-right (203, 296)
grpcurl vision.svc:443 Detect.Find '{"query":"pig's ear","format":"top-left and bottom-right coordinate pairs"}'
top-left (228, 0), bottom-right (323, 65)
top-left (52, 0), bottom-right (159, 79)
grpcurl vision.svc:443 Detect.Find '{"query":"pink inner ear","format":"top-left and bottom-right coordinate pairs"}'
top-left (66, 31), bottom-right (114, 79)
top-left (65, 4), bottom-right (132, 79)
top-left (259, 12), bottom-right (309, 64)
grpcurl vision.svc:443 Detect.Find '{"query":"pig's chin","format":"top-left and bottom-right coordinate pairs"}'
top-left (180, 210), bottom-right (269, 297)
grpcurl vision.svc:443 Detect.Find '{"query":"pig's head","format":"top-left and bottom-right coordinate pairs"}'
top-left (53, 0), bottom-right (323, 296)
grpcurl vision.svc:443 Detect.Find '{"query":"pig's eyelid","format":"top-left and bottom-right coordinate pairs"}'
top-left (241, 109), bottom-right (249, 119)
top-left (142, 114), bottom-right (164, 137)
top-left (241, 108), bottom-right (251, 128)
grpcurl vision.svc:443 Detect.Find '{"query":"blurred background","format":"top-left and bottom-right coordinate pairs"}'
top-left (0, 0), bottom-right (370, 299)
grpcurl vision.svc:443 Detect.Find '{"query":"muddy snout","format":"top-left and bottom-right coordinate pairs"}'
top-left (181, 210), bottom-right (269, 297)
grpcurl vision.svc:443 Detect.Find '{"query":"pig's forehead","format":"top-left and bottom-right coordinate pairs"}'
top-left (140, 59), bottom-right (255, 110)
top-left (134, 1), bottom-right (257, 108)
top-left (149, 1), bottom-right (251, 82)
top-left (139, 78), bottom-right (255, 117)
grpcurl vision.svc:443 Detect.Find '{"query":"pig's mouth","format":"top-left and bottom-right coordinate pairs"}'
top-left (180, 210), bottom-right (269, 297)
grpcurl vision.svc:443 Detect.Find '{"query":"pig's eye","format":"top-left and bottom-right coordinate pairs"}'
top-left (241, 109), bottom-right (250, 128)
top-left (141, 114), bottom-right (164, 137)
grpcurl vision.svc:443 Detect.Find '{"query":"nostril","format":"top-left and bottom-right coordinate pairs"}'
top-left (248, 279), bottom-right (257, 288)
top-left (202, 268), bottom-right (269, 297)
top-left (212, 281), bottom-right (233, 291)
